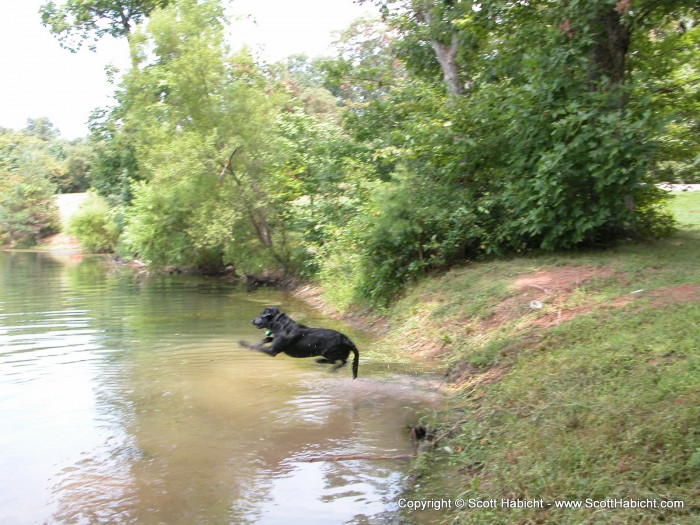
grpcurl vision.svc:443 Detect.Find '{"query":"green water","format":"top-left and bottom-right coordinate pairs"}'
top-left (0, 251), bottom-right (441, 524)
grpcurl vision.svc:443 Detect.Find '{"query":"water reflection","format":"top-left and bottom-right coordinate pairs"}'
top-left (0, 252), bottom-right (441, 524)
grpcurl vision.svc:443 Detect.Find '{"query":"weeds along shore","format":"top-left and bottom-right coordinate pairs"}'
top-left (337, 191), bottom-right (700, 525)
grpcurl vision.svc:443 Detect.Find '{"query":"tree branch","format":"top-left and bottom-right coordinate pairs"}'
top-left (217, 147), bottom-right (239, 186)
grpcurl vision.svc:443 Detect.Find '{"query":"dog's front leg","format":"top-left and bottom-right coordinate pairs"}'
top-left (238, 336), bottom-right (273, 351)
top-left (239, 337), bottom-right (285, 357)
top-left (250, 344), bottom-right (277, 356)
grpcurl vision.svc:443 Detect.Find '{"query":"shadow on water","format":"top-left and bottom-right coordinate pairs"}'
top-left (0, 251), bottom-right (444, 524)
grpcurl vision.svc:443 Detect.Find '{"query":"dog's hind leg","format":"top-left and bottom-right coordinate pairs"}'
top-left (317, 347), bottom-right (349, 372)
top-left (315, 357), bottom-right (347, 372)
top-left (332, 359), bottom-right (348, 372)
top-left (317, 357), bottom-right (345, 368)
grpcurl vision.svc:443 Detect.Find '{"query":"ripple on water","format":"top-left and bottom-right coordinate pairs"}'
top-left (0, 252), bottom-right (443, 525)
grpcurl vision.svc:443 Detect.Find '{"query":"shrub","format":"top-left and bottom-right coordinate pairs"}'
top-left (0, 171), bottom-right (60, 247)
top-left (68, 192), bottom-right (119, 253)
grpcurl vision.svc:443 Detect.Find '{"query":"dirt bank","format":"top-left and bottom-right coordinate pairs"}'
top-left (292, 284), bottom-right (391, 336)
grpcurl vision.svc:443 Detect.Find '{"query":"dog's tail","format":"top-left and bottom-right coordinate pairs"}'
top-left (350, 340), bottom-right (359, 380)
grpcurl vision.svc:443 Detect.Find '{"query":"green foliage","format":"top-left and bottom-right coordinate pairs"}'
top-left (110, 0), bottom-right (298, 273)
top-left (0, 171), bottom-right (60, 248)
top-left (1, 121), bottom-right (91, 193)
top-left (386, 198), bottom-right (700, 523)
top-left (2, 124), bottom-right (66, 187)
top-left (24, 117), bottom-right (60, 141)
top-left (43, 137), bottom-right (94, 192)
top-left (86, 107), bottom-right (140, 204)
top-left (120, 179), bottom-right (200, 266)
top-left (326, 173), bottom-right (485, 308)
top-left (630, 1), bottom-right (700, 183)
top-left (68, 192), bottom-right (119, 252)
top-left (484, 88), bottom-right (657, 250)
top-left (68, 0), bottom-right (698, 308)
top-left (319, 17), bottom-right (403, 103)
top-left (0, 128), bottom-right (62, 247)
top-left (40, 0), bottom-right (170, 52)
top-left (309, 0), bottom-right (696, 308)
top-left (633, 184), bottom-right (677, 238)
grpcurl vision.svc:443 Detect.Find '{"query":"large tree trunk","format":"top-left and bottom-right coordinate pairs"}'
top-left (588, 5), bottom-right (630, 96)
top-left (588, 4), bottom-right (635, 214)
top-left (421, 10), bottom-right (461, 97)
top-left (431, 33), bottom-right (461, 97)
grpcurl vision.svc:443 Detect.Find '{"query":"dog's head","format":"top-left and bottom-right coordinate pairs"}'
top-left (252, 306), bottom-right (280, 329)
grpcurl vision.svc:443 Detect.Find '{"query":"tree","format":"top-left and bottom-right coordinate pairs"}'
top-left (60, 139), bottom-right (94, 192)
top-left (361, 0), bottom-right (486, 97)
top-left (0, 129), bottom-right (61, 247)
top-left (40, 0), bottom-right (169, 56)
top-left (25, 117), bottom-right (61, 141)
top-left (0, 171), bottom-right (60, 247)
top-left (312, 0), bottom-right (691, 307)
top-left (627, 2), bottom-right (700, 183)
top-left (321, 17), bottom-right (404, 104)
top-left (86, 104), bottom-right (141, 203)
top-left (18, 119), bottom-right (93, 192)
top-left (107, 0), bottom-right (299, 272)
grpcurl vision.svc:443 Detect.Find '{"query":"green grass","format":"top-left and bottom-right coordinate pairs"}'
top-left (440, 306), bottom-right (699, 524)
top-left (390, 191), bottom-right (700, 524)
top-left (670, 190), bottom-right (700, 229)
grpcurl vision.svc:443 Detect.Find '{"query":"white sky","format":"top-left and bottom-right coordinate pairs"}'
top-left (0, 0), bottom-right (376, 140)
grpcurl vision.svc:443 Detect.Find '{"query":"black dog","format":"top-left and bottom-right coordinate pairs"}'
top-left (239, 307), bottom-right (359, 379)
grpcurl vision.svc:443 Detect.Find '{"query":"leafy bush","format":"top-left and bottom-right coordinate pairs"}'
top-left (317, 170), bottom-right (488, 309)
top-left (362, 180), bottom-right (481, 305)
top-left (120, 181), bottom-right (199, 267)
top-left (485, 88), bottom-right (658, 250)
top-left (311, 5), bottom-right (680, 308)
top-left (633, 184), bottom-right (677, 238)
top-left (0, 171), bottom-right (60, 247)
top-left (68, 192), bottom-right (119, 253)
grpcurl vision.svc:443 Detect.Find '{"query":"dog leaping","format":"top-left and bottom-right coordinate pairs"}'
top-left (239, 307), bottom-right (359, 379)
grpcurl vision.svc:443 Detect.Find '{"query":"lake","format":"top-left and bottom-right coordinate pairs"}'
top-left (0, 251), bottom-right (442, 524)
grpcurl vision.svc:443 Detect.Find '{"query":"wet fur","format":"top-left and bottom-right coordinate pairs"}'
top-left (239, 307), bottom-right (359, 379)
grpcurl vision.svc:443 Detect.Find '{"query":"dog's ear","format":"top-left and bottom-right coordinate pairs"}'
top-left (260, 306), bottom-right (280, 319)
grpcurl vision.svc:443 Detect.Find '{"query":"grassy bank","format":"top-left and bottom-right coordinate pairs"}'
top-left (380, 191), bottom-right (700, 524)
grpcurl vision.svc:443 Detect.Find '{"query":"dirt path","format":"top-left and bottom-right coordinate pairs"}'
top-left (42, 193), bottom-right (89, 252)
top-left (56, 193), bottom-right (89, 228)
